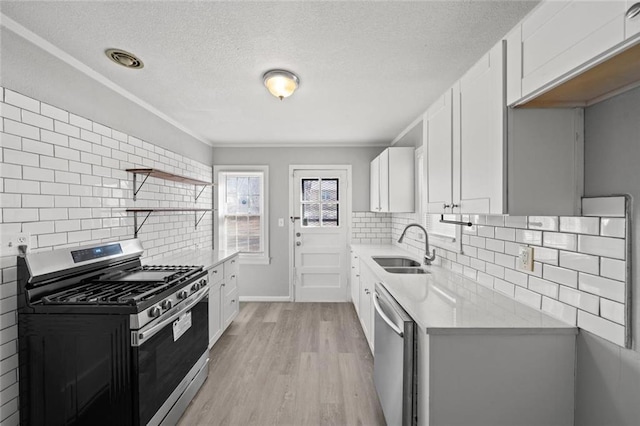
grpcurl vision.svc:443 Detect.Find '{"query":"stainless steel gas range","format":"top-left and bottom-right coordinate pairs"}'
top-left (17, 239), bottom-right (209, 426)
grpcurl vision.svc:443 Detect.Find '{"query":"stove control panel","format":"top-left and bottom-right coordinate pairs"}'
top-left (149, 306), bottom-right (161, 318)
top-left (161, 299), bottom-right (173, 310)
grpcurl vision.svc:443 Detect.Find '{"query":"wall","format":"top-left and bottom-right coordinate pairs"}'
top-left (351, 211), bottom-right (392, 244)
top-left (576, 86), bottom-right (640, 425)
top-left (0, 87), bottom-right (213, 426)
top-left (212, 146), bottom-right (383, 299)
top-left (0, 27), bottom-right (213, 164)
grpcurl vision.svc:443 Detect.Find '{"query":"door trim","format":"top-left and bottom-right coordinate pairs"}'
top-left (288, 165), bottom-right (353, 302)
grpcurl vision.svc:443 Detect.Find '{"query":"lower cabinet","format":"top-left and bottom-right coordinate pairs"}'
top-left (357, 261), bottom-right (376, 352)
top-left (350, 251), bottom-right (360, 315)
top-left (208, 254), bottom-right (240, 349)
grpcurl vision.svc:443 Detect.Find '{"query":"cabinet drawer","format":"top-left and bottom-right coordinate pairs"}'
top-left (223, 273), bottom-right (238, 296)
top-left (208, 264), bottom-right (224, 285)
top-left (224, 256), bottom-right (239, 280)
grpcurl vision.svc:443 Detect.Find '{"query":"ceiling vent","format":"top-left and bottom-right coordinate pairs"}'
top-left (105, 49), bottom-right (144, 69)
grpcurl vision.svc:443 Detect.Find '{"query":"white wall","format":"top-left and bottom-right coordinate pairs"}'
top-left (0, 27), bottom-right (213, 164)
top-left (0, 87), bottom-right (213, 426)
top-left (212, 146), bottom-right (384, 299)
top-left (577, 86), bottom-right (640, 425)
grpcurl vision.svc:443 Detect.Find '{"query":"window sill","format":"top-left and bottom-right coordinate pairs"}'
top-left (239, 254), bottom-right (271, 265)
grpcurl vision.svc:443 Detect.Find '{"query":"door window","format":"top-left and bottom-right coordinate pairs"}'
top-left (301, 178), bottom-right (339, 227)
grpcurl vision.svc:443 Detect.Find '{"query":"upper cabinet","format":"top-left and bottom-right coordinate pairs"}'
top-left (370, 147), bottom-right (414, 213)
top-left (508, 0), bottom-right (640, 108)
top-left (423, 39), bottom-right (583, 216)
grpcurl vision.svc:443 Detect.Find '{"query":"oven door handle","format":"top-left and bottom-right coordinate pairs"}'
top-left (133, 285), bottom-right (209, 347)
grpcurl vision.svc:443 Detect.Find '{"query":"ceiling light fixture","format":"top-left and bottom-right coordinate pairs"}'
top-left (263, 69), bottom-right (299, 100)
top-left (105, 49), bottom-right (144, 69)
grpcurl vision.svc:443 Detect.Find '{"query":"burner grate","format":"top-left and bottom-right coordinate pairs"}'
top-left (40, 264), bottom-right (202, 306)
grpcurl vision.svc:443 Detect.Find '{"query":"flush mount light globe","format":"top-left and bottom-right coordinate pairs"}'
top-left (105, 48), bottom-right (144, 69)
top-left (263, 69), bottom-right (299, 100)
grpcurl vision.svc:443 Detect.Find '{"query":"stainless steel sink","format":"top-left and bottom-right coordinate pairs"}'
top-left (383, 267), bottom-right (430, 274)
top-left (372, 257), bottom-right (421, 267)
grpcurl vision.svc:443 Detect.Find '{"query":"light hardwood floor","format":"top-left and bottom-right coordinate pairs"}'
top-left (178, 302), bottom-right (386, 426)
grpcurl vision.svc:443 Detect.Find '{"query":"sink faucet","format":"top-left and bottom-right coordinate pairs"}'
top-left (397, 223), bottom-right (436, 265)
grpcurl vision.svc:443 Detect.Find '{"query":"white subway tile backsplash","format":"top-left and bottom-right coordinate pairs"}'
top-left (559, 251), bottom-right (599, 275)
top-left (477, 226), bottom-right (495, 238)
top-left (578, 311), bottom-right (625, 347)
top-left (485, 238), bottom-right (505, 253)
top-left (515, 287), bottom-right (542, 309)
top-left (600, 258), bottom-right (626, 282)
top-left (533, 246), bottom-right (558, 265)
top-left (600, 218), bottom-right (625, 238)
top-left (54, 121), bottom-right (80, 138)
top-left (494, 253), bottom-right (515, 269)
top-left (578, 235), bottom-right (625, 260)
top-left (582, 196), bottom-right (626, 218)
top-left (541, 297), bottom-right (577, 326)
top-left (0, 133), bottom-right (21, 150)
top-left (39, 208), bottom-right (68, 221)
top-left (494, 279), bottom-right (515, 297)
top-left (515, 229), bottom-right (542, 245)
top-left (22, 195), bottom-right (54, 208)
top-left (3, 208), bottom-right (38, 223)
top-left (559, 216), bottom-right (599, 235)
top-left (0, 164), bottom-right (23, 180)
top-left (41, 103), bottom-right (68, 122)
top-left (558, 286), bottom-right (599, 314)
top-left (41, 129), bottom-right (69, 146)
top-left (0, 103), bottom-right (21, 121)
top-left (504, 241), bottom-right (520, 256)
top-left (495, 227), bottom-right (515, 241)
top-left (22, 139), bottom-right (54, 156)
top-left (528, 216), bottom-right (558, 231)
top-left (469, 236), bottom-right (485, 248)
top-left (477, 248), bottom-right (494, 263)
top-left (528, 277), bottom-right (559, 299)
top-left (543, 264), bottom-right (578, 288)
top-left (69, 113), bottom-right (92, 130)
top-left (542, 232), bottom-right (577, 251)
top-left (3, 149), bottom-right (39, 167)
top-left (40, 156), bottom-right (68, 171)
top-left (579, 273), bottom-right (625, 303)
top-left (4, 90), bottom-right (38, 112)
top-left (485, 215), bottom-right (505, 227)
top-left (504, 268), bottom-right (528, 287)
top-left (504, 216), bottom-right (527, 228)
top-left (600, 299), bottom-right (625, 325)
top-left (485, 263), bottom-right (505, 279)
top-left (21, 110), bottom-right (53, 130)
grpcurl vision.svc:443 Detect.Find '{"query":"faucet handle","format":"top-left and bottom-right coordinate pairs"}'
top-left (424, 249), bottom-right (436, 265)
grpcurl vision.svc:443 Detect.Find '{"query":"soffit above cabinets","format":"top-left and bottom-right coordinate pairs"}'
top-left (0, 1), bottom-right (539, 147)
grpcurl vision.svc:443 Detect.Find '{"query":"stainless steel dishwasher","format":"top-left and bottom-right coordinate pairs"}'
top-left (373, 282), bottom-right (417, 426)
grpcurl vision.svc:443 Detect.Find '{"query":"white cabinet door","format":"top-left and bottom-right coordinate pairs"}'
top-left (521, 0), bottom-right (626, 98)
top-left (379, 149), bottom-right (390, 212)
top-left (425, 89), bottom-right (453, 214)
top-left (350, 251), bottom-right (360, 313)
top-left (358, 263), bottom-right (375, 352)
top-left (626, 0), bottom-right (640, 38)
top-left (387, 148), bottom-right (415, 213)
top-left (506, 24), bottom-right (523, 106)
top-left (223, 288), bottom-right (239, 329)
top-left (457, 41), bottom-right (505, 214)
top-left (208, 282), bottom-right (223, 349)
top-left (370, 156), bottom-right (381, 212)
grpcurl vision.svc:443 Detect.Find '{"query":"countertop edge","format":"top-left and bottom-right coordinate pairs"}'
top-left (425, 327), bottom-right (578, 336)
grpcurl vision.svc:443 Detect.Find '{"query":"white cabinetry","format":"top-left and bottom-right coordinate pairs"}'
top-left (370, 147), bottom-right (414, 213)
top-left (457, 41), bottom-right (505, 214)
top-left (520, 0), bottom-right (626, 100)
top-left (350, 250), bottom-right (360, 314)
top-left (208, 254), bottom-right (240, 349)
top-left (358, 261), bottom-right (375, 352)
top-left (423, 39), bottom-right (582, 216)
top-left (424, 89), bottom-right (454, 214)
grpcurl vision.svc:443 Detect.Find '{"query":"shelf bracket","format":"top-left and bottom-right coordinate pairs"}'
top-left (195, 211), bottom-right (209, 229)
top-left (195, 185), bottom-right (207, 202)
top-left (133, 211), bottom-right (152, 238)
top-left (133, 172), bottom-right (152, 201)
top-left (439, 214), bottom-right (473, 227)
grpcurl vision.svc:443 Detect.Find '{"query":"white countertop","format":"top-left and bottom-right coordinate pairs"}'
top-left (146, 249), bottom-right (239, 270)
top-left (351, 244), bottom-right (576, 335)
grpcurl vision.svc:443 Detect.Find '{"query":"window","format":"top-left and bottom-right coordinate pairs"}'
top-left (215, 166), bottom-right (269, 264)
top-left (425, 214), bottom-right (461, 252)
top-left (300, 178), bottom-right (339, 227)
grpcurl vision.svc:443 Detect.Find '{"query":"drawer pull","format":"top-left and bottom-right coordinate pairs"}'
top-left (230, 275), bottom-right (236, 279)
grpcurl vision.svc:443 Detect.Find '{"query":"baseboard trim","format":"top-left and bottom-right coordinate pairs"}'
top-left (239, 296), bottom-right (292, 302)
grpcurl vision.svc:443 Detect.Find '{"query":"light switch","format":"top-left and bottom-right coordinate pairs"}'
top-left (518, 246), bottom-right (534, 271)
top-left (278, 218), bottom-right (284, 227)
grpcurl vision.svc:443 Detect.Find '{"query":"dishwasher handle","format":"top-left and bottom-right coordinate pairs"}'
top-left (373, 291), bottom-right (404, 337)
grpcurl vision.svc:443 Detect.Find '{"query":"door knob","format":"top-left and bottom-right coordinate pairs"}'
top-left (296, 242), bottom-right (301, 246)
top-left (296, 232), bottom-right (301, 237)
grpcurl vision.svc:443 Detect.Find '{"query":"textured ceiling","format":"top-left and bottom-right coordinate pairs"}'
top-left (0, 1), bottom-right (539, 147)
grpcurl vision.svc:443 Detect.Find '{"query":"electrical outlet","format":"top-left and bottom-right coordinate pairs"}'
top-left (518, 246), bottom-right (534, 271)
top-left (1, 233), bottom-right (30, 256)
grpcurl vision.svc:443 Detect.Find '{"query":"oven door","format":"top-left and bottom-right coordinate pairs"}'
top-left (131, 286), bottom-right (209, 426)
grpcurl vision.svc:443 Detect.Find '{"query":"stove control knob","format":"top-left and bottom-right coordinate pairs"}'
top-left (161, 299), bottom-right (173, 310)
top-left (149, 306), bottom-right (161, 318)
top-left (178, 290), bottom-right (189, 300)
top-left (199, 279), bottom-right (207, 287)
top-left (191, 282), bottom-right (200, 292)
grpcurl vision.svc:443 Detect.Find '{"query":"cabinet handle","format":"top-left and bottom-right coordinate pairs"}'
top-left (443, 203), bottom-right (451, 209)
top-left (231, 299), bottom-right (236, 303)
top-left (222, 283), bottom-right (226, 286)
top-left (626, 3), bottom-right (640, 19)
top-left (231, 259), bottom-right (236, 264)
top-left (212, 270), bottom-right (217, 274)
top-left (356, 275), bottom-right (360, 277)
top-left (451, 203), bottom-right (459, 208)
top-left (231, 275), bottom-right (236, 279)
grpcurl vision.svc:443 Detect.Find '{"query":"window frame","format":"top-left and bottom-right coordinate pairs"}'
top-left (214, 165), bottom-right (270, 265)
